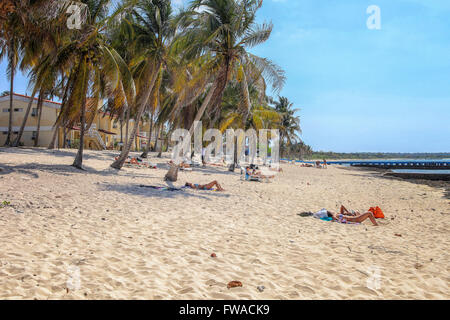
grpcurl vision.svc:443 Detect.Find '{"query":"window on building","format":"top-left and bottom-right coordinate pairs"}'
top-left (2, 108), bottom-right (9, 112)
top-left (14, 108), bottom-right (23, 112)
top-left (2, 132), bottom-right (7, 135)
top-left (31, 108), bottom-right (38, 116)
top-left (13, 131), bottom-right (18, 134)
top-left (31, 131), bottom-right (37, 140)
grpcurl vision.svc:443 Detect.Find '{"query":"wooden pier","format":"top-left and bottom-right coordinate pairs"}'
top-left (345, 161), bottom-right (450, 170)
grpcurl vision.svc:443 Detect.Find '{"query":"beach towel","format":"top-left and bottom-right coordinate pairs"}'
top-left (368, 206), bottom-right (385, 219)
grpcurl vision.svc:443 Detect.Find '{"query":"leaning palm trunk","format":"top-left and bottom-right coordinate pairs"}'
top-left (111, 66), bottom-right (160, 170)
top-left (34, 92), bottom-right (44, 147)
top-left (13, 88), bottom-right (37, 147)
top-left (49, 70), bottom-right (72, 150)
top-left (188, 78), bottom-right (218, 137)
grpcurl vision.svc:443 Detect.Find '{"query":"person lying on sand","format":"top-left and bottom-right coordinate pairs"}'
top-left (326, 209), bottom-right (378, 226)
top-left (339, 205), bottom-right (358, 216)
top-left (185, 181), bottom-right (225, 191)
top-left (251, 168), bottom-right (275, 179)
top-left (245, 166), bottom-right (275, 180)
top-left (168, 160), bottom-right (191, 168)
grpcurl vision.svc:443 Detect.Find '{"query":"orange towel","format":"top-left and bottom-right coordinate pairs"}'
top-left (368, 206), bottom-right (385, 219)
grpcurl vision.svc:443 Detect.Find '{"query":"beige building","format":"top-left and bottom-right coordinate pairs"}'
top-left (0, 93), bottom-right (152, 151)
top-left (0, 93), bottom-right (61, 147)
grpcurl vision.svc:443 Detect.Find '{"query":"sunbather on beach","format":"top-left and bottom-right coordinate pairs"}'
top-left (300, 163), bottom-right (313, 167)
top-left (327, 209), bottom-right (378, 226)
top-left (339, 205), bottom-right (358, 216)
top-left (168, 160), bottom-right (191, 168)
top-left (185, 181), bottom-right (225, 191)
top-left (243, 166), bottom-right (275, 180)
top-left (251, 169), bottom-right (275, 179)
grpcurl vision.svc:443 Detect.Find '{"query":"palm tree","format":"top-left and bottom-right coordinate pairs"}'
top-left (48, 0), bottom-right (135, 169)
top-left (273, 96), bottom-right (301, 157)
top-left (176, 0), bottom-right (285, 140)
top-left (139, 68), bottom-right (163, 158)
top-left (0, 0), bottom-right (57, 146)
top-left (0, 7), bottom-right (21, 146)
top-left (110, 0), bottom-right (174, 170)
top-left (13, 23), bottom-right (65, 147)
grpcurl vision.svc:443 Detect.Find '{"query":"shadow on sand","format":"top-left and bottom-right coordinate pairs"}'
top-left (97, 182), bottom-right (231, 200)
top-left (0, 162), bottom-right (168, 180)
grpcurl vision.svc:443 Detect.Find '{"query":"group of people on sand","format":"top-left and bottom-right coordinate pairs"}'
top-left (180, 164), bottom-right (275, 191)
top-left (244, 165), bottom-right (275, 180)
top-left (167, 160), bottom-right (383, 227)
top-left (298, 159), bottom-right (327, 168)
top-left (325, 205), bottom-right (379, 226)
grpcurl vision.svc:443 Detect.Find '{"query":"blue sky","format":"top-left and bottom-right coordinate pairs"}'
top-left (1, 0), bottom-right (449, 152)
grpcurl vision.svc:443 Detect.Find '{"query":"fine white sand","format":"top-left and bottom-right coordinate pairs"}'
top-left (0, 148), bottom-right (448, 299)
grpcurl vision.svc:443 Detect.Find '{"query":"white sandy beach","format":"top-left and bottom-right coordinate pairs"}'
top-left (0, 148), bottom-right (448, 299)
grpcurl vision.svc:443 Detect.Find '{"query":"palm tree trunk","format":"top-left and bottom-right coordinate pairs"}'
top-left (140, 105), bottom-right (155, 158)
top-left (4, 54), bottom-right (15, 147)
top-left (72, 93), bottom-right (87, 169)
top-left (72, 59), bottom-right (89, 169)
top-left (135, 124), bottom-right (139, 151)
top-left (125, 106), bottom-right (130, 145)
top-left (13, 88), bottom-right (37, 147)
top-left (49, 71), bottom-right (72, 150)
top-left (48, 123), bottom-right (60, 149)
top-left (119, 110), bottom-right (124, 150)
top-left (34, 92), bottom-right (44, 147)
top-left (120, 120), bottom-right (123, 142)
top-left (188, 79), bottom-right (218, 137)
top-left (155, 125), bottom-right (162, 157)
top-left (111, 66), bottom-right (160, 170)
top-left (229, 72), bottom-right (252, 171)
top-left (63, 127), bottom-right (67, 148)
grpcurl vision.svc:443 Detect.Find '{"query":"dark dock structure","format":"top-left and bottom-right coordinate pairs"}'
top-left (329, 160), bottom-right (450, 170)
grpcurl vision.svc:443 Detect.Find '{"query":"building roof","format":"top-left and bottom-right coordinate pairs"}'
top-left (0, 92), bottom-right (62, 109)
